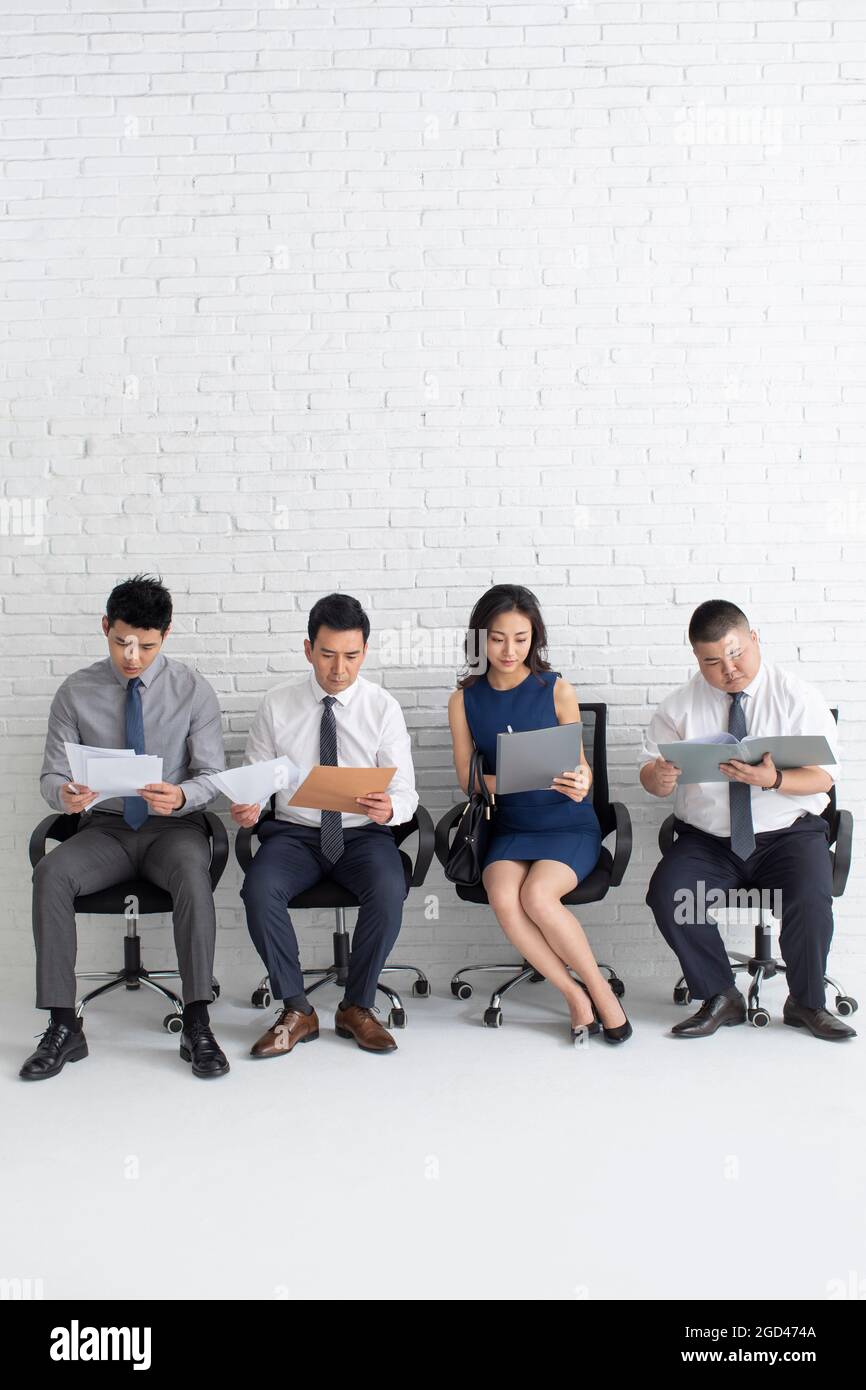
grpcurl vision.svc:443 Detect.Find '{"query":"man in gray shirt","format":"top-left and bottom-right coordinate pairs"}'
top-left (21, 574), bottom-right (230, 1081)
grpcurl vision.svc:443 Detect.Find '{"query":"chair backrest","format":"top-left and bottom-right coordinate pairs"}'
top-left (824, 707), bottom-right (839, 829)
top-left (576, 702), bottom-right (611, 823)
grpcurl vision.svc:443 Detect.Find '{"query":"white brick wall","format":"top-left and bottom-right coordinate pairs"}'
top-left (2, 1), bottom-right (865, 994)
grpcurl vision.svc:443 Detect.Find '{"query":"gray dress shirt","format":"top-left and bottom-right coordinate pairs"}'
top-left (39, 651), bottom-right (225, 818)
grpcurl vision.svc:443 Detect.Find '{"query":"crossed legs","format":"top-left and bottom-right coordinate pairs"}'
top-left (482, 859), bottom-right (626, 1029)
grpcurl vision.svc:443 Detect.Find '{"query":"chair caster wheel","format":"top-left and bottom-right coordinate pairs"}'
top-left (164, 1013), bottom-right (184, 1034)
top-left (529, 971), bottom-right (544, 983)
top-left (836, 995), bottom-right (858, 1016)
top-left (749, 1008), bottom-right (770, 1028)
top-left (251, 989), bottom-right (271, 1009)
top-left (388, 1008), bottom-right (406, 1029)
top-left (609, 976), bottom-right (625, 999)
top-left (673, 986), bottom-right (691, 1005)
top-left (211, 981), bottom-right (220, 1000)
top-left (451, 981), bottom-right (472, 1000)
top-left (412, 979), bottom-right (431, 998)
top-left (483, 1007), bottom-right (502, 1028)
top-left (125, 981), bottom-right (140, 990)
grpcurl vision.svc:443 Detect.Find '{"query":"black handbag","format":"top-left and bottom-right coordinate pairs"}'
top-left (441, 745), bottom-right (495, 886)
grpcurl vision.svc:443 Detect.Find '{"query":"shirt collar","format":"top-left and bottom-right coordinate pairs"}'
top-left (108, 650), bottom-right (166, 690)
top-left (733, 658), bottom-right (766, 700)
top-left (309, 668), bottom-right (360, 708)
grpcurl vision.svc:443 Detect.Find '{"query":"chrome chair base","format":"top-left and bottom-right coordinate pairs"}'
top-left (76, 944), bottom-right (220, 1035)
top-left (251, 967), bottom-right (430, 1030)
top-left (673, 959), bottom-right (859, 1028)
top-left (449, 959), bottom-right (624, 1029)
top-left (671, 912), bottom-right (859, 1027)
top-left (248, 908), bottom-right (430, 1029)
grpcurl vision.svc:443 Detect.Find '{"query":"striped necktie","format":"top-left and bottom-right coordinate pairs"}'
top-left (319, 695), bottom-right (344, 864)
top-left (123, 677), bottom-right (148, 830)
top-left (728, 691), bottom-right (756, 859)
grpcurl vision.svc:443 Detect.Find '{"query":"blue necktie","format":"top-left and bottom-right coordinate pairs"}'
top-left (123, 676), bottom-right (148, 830)
top-left (728, 691), bottom-right (755, 859)
top-left (319, 695), bottom-right (344, 864)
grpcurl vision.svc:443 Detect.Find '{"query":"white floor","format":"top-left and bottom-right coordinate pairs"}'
top-left (3, 965), bottom-right (864, 1301)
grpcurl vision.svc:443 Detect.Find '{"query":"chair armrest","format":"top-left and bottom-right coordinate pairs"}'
top-left (203, 811), bottom-right (229, 889)
top-left (29, 813), bottom-right (79, 868)
top-left (434, 802), bottom-right (465, 868)
top-left (606, 801), bottom-right (632, 887)
top-left (235, 825), bottom-right (256, 873)
top-left (658, 813), bottom-right (676, 855)
top-left (392, 804), bottom-right (435, 887)
top-left (234, 809), bottom-right (276, 873)
top-left (831, 808), bottom-right (853, 897)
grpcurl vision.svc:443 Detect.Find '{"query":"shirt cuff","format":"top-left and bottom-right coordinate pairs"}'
top-left (173, 777), bottom-right (216, 815)
top-left (388, 793), bottom-right (418, 827)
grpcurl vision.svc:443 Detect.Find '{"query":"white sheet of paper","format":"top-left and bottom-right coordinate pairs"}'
top-left (84, 754), bottom-right (163, 795)
top-left (64, 742), bottom-right (136, 807)
top-left (212, 756), bottom-right (301, 805)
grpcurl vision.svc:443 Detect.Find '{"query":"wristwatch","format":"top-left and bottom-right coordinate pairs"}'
top-left (762, 768), bottom-right (783, 791)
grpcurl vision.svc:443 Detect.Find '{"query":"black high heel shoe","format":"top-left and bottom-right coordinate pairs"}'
top-left (571, 981), bottom-right (600, 1043)
top-left (600, 997), bottom-right (632, 1045)
top-left (580, 979), bottom-right (633, 1044)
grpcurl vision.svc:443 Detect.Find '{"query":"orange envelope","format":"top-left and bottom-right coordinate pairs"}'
top-left (288, 765), bottom-right (397, 814)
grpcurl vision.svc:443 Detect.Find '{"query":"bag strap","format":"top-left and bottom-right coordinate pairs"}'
top-left (468, 744), bottom-right (493, 808)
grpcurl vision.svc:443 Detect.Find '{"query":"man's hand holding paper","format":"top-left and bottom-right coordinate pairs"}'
top-left (215, 756), bottom-right (303, 826)
top-left (289, 765), bottom-right (396, 815)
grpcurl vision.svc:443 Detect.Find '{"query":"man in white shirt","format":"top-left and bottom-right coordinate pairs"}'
top-left (234, 593), bottom-right (419, 1057)
top-left (640, 600), bottom-right (854, 1042)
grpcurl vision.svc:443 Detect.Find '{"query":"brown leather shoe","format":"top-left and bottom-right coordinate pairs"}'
top-left (250, 1006), bottom-right (319, 1058)
top-left (334, 1004), bottom-right (397, 1054)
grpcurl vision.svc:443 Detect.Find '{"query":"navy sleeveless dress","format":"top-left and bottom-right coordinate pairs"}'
top-left (462, 669), bottom-right (602, 880)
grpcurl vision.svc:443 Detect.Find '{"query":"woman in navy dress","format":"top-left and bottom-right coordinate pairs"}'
top-left (448, 584), bottom-right (631, 1043)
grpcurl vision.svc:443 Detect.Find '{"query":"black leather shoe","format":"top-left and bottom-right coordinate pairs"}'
top-left (671, 991), bottom-right (746, 1038)
top-left (179, 1021), bottom-right (230, 1077)
top-left (579, 979), bottom-right (632, 1043)
top-left (783, 996), bottom-right (857, 1041)
top-left (572, 981), bottom-right (600, 1038)
top-left (20, 1021), bottom-right (88, 1080)
top-left (602, 1009), bottom-right (633, 1045)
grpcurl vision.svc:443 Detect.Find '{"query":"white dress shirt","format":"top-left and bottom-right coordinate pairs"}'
top-left (640, 659), bottom-right (839, 836)
top-left (245, 669), bottom-right (418, 828)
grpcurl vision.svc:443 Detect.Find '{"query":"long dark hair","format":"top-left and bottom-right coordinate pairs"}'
top-left (458, 584), bottom-right (553, 689)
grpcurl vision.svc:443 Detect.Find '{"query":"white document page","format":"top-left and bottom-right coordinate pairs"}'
top-left (212, 756), bottom-right (301, 805)
top-left (84, 754), bottom-right (163, 795)
top-left (64, 742), bottom-right (136, 807)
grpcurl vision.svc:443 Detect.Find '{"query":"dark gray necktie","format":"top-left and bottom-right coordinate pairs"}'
top-left (319, 695), bottom-right (344, 864)
top-left (123, 677), bottom-right (148, 830)
top-left (728, 691), bottom-right (755, 859)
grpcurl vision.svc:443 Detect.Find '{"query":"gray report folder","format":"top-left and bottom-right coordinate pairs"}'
top-left (657, 733), bottom-right (836, 785)
top-left (495, 722), bottom-right (583, 795)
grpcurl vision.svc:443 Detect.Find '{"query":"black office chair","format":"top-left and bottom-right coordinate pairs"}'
top-left (29, 811), bottom-right (229, 1032)
top-left (236, 803), bottom-right (435, 1029)
top-left (663, 707), bottom-right (857, 1026)
top-left (434, 703), bottom-right (632, 1026)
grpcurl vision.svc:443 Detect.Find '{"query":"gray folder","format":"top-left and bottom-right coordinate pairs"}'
top-left (495, 722), bottom-right (584, 795)
top-left (657, 733), bottom-right (836, 785)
